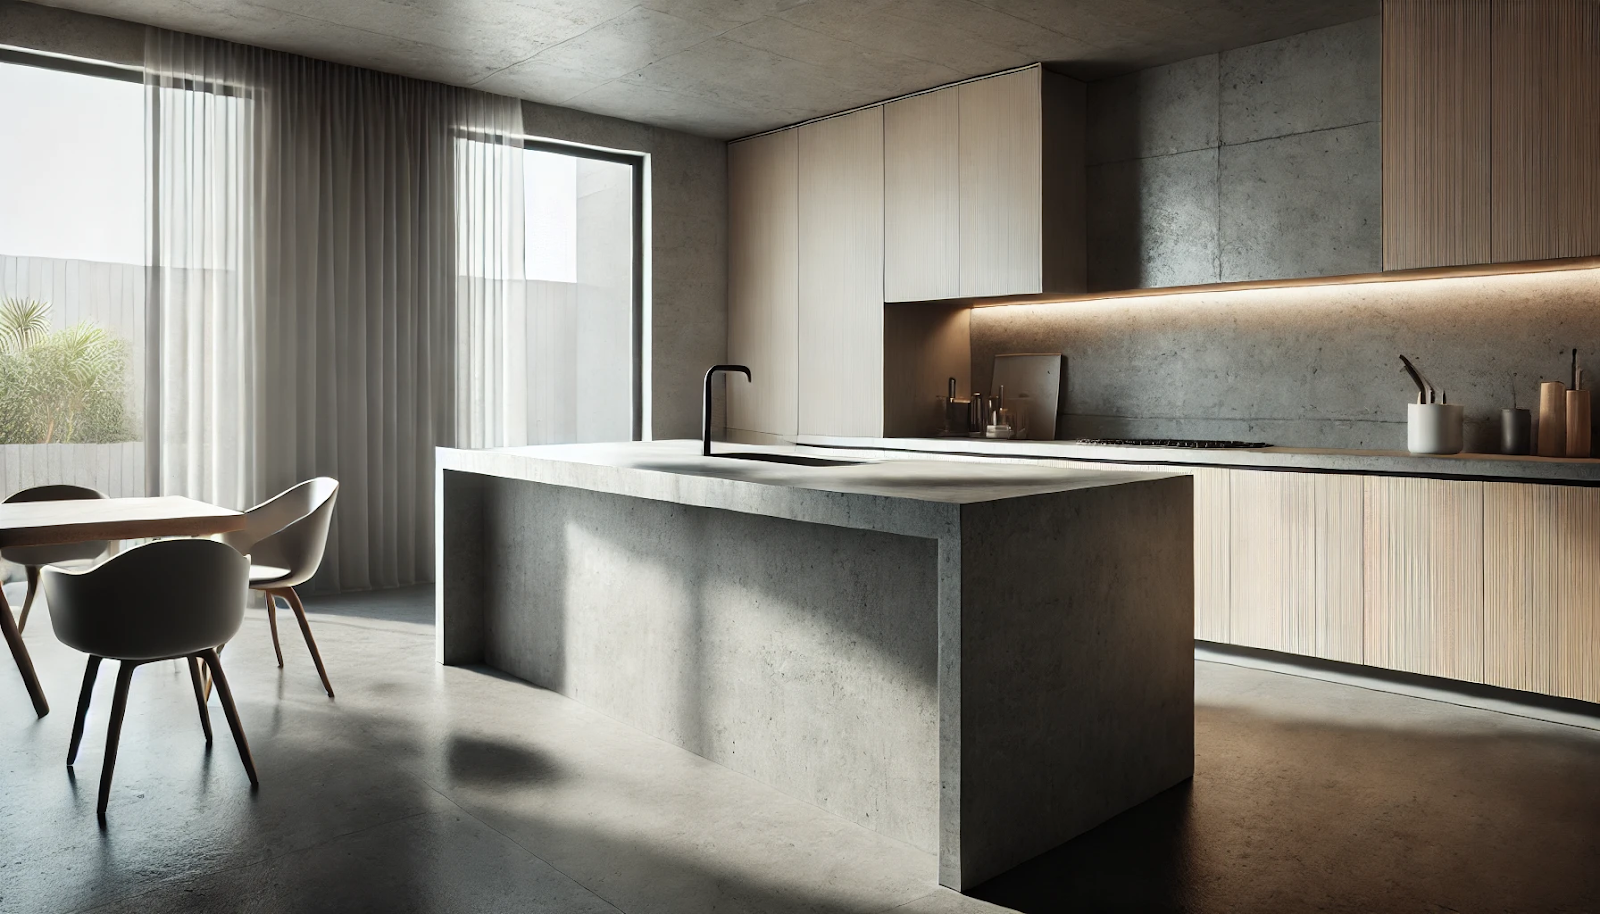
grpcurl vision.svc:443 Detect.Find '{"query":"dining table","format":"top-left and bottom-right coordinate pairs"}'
top-left (0, 495), bottom-right (244, 718)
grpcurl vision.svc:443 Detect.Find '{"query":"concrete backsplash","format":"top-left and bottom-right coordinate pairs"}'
top-left (1084, 16), bottom-right (1382, 291)
top-left (971, 268), bottom-right (1600, 452)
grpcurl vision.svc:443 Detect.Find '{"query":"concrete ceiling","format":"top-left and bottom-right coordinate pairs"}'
top-left (31, 0), bottom-right (1378, 139)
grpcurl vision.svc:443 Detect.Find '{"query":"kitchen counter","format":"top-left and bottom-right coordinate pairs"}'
top-left (436, 441), bottom-right (1195, 889)
top-left (796, 435), bottom-right (1600, 484)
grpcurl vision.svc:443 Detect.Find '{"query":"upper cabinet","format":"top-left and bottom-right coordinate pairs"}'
top-left (1489, 0), bottom-right (1600, 263)
top-left (729, 65), bottom-right (1082, 440)
top-left (1381, 1), bottom-right (1492, 270)
top-left (884, 88), bottom-right (960, 302)
top-left (1384, 0), bottom-right (1600, 269)
top-left (884, 66), bottom-right (1085, 302)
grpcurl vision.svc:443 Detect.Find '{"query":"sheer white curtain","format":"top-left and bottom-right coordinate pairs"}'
top-left (145, 31), bottom-right (256, 511)
top-left (145, 28), bottom-right (524, 591)
top-left (455, 106), bottom-right (527, 448)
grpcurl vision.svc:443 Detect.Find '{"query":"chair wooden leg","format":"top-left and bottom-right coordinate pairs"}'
top-left (200, 649), bottom-right (257, 787)
top-left (282, 588), bottom-right (334, 698)
top-left (186, 656), bottom-right (213, 746)
top-left (201, 641), bottom-right (226, 703)
top-left (97, 661), bottom-right (136, 820)
top-left (17, 565), bottom-right (39, 633)
top-left (0, 585), bottom-right (47, 717)
top-left (68, 655), bottom-right (102, 765)
top-left (264, 590), bottom-right (283, 668)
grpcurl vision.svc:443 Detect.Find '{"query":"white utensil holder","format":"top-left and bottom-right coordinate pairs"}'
top-left (1408, 403), bottom-right (1464, 455)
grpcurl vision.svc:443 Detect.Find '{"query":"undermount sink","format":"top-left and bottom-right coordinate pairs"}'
top-left (714, 451), bottom-right (863, 468)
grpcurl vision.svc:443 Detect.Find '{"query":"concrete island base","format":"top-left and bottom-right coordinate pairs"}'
top-left (437, 442), bottom-right (1194, 890)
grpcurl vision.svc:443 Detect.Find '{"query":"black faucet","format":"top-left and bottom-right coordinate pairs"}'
top-left (703, 364), bottom-right (751, 456)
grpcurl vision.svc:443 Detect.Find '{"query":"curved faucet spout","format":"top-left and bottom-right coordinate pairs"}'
top-left (703, 364), bottom-right (752, 457)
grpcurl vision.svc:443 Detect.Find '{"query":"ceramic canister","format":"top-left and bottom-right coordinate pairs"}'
top-left (1408, 403), bottom-right (1464, 455)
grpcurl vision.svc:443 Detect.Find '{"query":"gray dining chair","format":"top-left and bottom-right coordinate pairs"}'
top-left (2, 485), bottom-right (110, 632)
top-left (45, 538), bottom-right (257, 820)
top-left (221, 478), bottom-right (339, 698)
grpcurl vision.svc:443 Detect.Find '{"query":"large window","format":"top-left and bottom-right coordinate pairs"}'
top-left (523, 142), bottom-right (640, 444)
top-left (0, 51), bottom-right (146, 495)
top-left (457, 135), bottom-right (642, 447)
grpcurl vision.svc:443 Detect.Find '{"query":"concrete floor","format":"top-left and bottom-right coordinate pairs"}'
top-left (1, 584), bottom-right (1597, 914)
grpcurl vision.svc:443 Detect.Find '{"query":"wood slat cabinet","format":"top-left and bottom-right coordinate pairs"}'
top-left (1383, 0), bottom-right (1600, 268)
top-left (1193, 468), bottom-right (1232, 644)
top-left (1199, 468), bottom-right (1600, 704)
top-left (883, 66), bottom-right (1085, 302)
top-left (1485, 483), bottom-right (1600, 703)
top-left (727, 130), bottom-right (798, 439)
top-left (1363, 477), bottom-right (1485, 682)
top-left (797, 107), bottom-right (885, 438)
top-left (1490, 0), bottom-right (1600, 263)
top-left (1225, 470), bottom-right (1363, 663)
top-left (1381, 0), bottom-right (1493, 270)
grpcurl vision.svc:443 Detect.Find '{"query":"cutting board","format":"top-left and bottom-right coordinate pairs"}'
top-left (991, 353), bottom-right (1064, 440)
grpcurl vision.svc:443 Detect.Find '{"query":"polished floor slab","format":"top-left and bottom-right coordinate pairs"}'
top-left (1, 583), bottom-right (1596, 913)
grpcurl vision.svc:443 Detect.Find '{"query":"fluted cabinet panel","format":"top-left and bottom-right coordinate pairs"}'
top-left (1491, 0), bottom-right (1600, 262)
top-left (1485, 483), bottom-right (1600, 701)
top-left (797, 108), bottom-right (884, 438)
top-left (1529, 486), bottom-right (1600, 702)
top-left (1363, 477), bottom-right (1484, 682)
top-left (727, 131), bottom-right (798, 438)
top-left (1230, 471), bottom-right (1313, 653)
top-left (1229, 471), bottom-right (1363, 660)
top-left (1484, 482), bottom-right (1536, 691)
top-left (1193, 468), bottom-right (1231, 643)
top-left (1381, 0), bottom-right (1493, 269)
top-left (1312, 474), bottom-right (1365, 664)
top-left (884, 89), bottom-right (960, 303)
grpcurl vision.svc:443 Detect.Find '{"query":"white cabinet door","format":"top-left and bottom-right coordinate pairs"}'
top-left (797, 107), bottom-right (884, 438)
top-left (727, 130), bottom-right (798, 439)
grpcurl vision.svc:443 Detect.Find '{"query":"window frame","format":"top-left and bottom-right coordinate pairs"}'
top-left (521, 137), bottom-right (647, 443)
top-left (0, 46), bottom-right (148, 474)
top-left (0, 45), bottom-right (141, 84)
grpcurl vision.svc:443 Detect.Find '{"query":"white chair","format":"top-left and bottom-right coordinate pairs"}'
top-left (45, 538), bottom-right (257, 819)
top-left (2, 485), bottom-right (110, 632)
top-left (221, 478), bottom-right (339, 698)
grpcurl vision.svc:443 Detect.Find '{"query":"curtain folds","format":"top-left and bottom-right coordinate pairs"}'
top-left (145, 28), bottom-right (525, 591)
top-left (454, 99), bottom-right (527, 449)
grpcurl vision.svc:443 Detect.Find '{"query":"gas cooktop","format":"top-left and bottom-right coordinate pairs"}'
top-left (1071, 438), bottom-right (1269, 449)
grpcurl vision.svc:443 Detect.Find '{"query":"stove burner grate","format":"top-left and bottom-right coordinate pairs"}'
top-left (1072, 438), bottom-right (1269, 449)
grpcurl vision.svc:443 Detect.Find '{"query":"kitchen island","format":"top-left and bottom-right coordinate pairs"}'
top-left (436, 441), bottom-right (1194, 890)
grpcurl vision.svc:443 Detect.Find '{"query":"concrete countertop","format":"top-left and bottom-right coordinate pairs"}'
top-left (437, 439), bottom-right (1174, 506)
top-left (795, 435), bottom-right (1600, 485)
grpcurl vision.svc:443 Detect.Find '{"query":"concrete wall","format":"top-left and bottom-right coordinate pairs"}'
top-left (971, 267), bottom-right (1600, 451)
top-left (0, 0), bottom-right (142, 66)
top-left (1085, 16), bottom-right (1381, 291)
top-left (0, 0), bottom-right (727, 442)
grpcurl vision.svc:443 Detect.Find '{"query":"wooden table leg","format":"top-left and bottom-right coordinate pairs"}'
top-left (0, 585), bottom-right (49, 717)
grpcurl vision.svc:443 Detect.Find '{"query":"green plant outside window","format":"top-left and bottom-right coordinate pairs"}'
top-left (0, 297), bottom-right (136, 444)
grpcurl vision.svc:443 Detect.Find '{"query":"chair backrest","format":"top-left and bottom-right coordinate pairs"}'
top-left (221, 478), bottom-right (338, 588)
top-left (0, 485), bottom-right (110, 567)
top-left (44, 539), bottom-right (249, 661)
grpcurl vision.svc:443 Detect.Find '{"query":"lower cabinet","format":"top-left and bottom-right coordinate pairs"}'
top-left (1363, 476), bottom-right (1485, 682)
top-left (1484, 483), bottom-right (1600, 703)
top-left (1224, 470), bottom-right (1363, 663)
top-left (1208, 469), bottom-right (1598, 703)
top-left (1193, 469), bottom-right (1232, 643)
